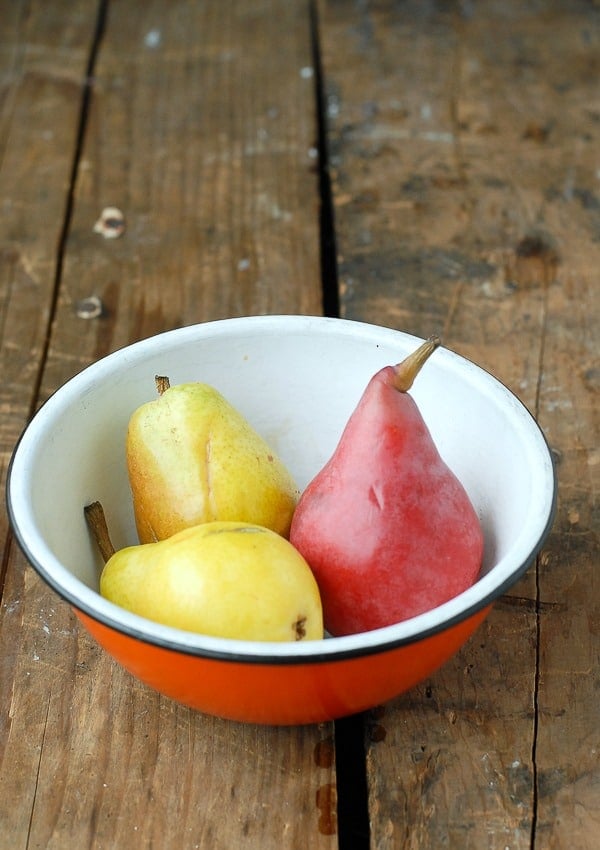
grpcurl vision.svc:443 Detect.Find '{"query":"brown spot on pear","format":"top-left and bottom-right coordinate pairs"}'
top-left (100, 521), bottom-right (324, 642)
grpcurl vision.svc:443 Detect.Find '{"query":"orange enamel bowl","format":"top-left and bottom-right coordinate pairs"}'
top-left (7, 316), bottom-right (556, 725)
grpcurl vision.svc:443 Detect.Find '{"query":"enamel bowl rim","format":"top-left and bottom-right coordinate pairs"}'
top-left (6, 315), bottom-right (557, 664)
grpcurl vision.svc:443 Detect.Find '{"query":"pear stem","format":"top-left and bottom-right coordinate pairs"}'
top-left (155, 375), bottom-right (170, 395)
top-left (392, 335), bottom-right (441, 392)
top-left (84, 501), bottom-right (116, 564)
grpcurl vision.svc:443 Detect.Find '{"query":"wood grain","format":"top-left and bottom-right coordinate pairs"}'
top-left (41, 0), bottom-right (323, 397)
top-left (319, 0), bottom-right (598, 846)
top-left (1, 1), bottom-right (334, 848)
top-left (0, 0), bottom-right (98, 540)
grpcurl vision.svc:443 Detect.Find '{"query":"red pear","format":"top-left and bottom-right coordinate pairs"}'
top-left (289, 337), bottom-right (483, 636)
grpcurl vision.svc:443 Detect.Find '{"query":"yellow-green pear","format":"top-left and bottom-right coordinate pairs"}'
top-left (127, 380), bottom-right (300, 543)
top-left (100, 521), bottom-right (324, 642)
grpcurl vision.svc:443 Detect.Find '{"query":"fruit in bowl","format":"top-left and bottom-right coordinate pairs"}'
top-left (127, 377), bottom-right (300, 543)
top-left (6, 316), bottom-right (556, 725)
top-left (95, 515), bottom-right (323, 642)
top-left (93, 335), bottom-right (481, 644)
top-left (290, 335), bottom-right (484, 636)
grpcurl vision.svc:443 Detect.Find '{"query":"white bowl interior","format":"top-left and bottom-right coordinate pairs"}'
top-left (8, 316), bottom-right (556, 657)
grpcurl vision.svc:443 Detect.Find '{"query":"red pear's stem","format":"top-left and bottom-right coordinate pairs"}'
top-left (392, 335), bottom-right (441, 392)
top-left (84, 501), bottom-right (116, 564)
top-left (155, 375), bottom-right (171, 395)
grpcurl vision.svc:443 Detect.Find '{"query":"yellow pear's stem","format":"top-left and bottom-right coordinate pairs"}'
top-left (84, 501), bottom-right (116, 564)
top-left (155, 375), bottom-right (171, 395)
top-left (392, 335), bottom-right (441, 392)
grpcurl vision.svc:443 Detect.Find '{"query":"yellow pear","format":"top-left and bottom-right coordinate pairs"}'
top-left (100, 521), bottom-right (323, 642)
top-left (127, 379), bottom-right (300, 543)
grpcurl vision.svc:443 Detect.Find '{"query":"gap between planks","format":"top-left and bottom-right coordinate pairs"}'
top-left (309, 3), bottom-right (371, 846)
top-left (29, 0), bottom-right (110, 418)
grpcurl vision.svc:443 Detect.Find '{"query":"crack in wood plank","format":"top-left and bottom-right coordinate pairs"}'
top-left (25, 696), bottom-right (52, 850)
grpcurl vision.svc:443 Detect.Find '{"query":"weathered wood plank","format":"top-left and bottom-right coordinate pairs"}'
top-left (41, 0), bottom-right (323, 396)
top-left (0, 0), bottom-right (98, 541)
top-left (320, 0), bottom-right (598, 846)
top-left (533, 242), bottom-right (599, 846)
top-left (1, 1), bottom-right (334, 848)
top-left (0, 0), bottom-right (101, 839)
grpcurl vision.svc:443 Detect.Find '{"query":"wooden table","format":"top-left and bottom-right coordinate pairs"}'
top-left (1, 1), bottom-right (598, 847)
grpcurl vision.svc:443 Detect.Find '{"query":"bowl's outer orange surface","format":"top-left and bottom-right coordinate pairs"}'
top-left (75, 606), bottom-right (491, 724)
